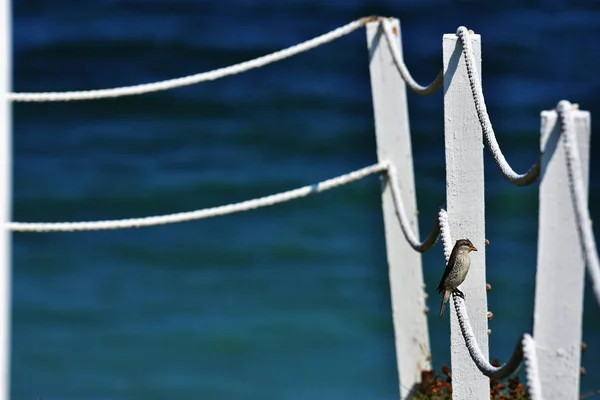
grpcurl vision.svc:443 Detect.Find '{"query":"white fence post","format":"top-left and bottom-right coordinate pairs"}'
top-left (366, 19), bottom-right (431, 399)
top-left (442, 32), bottom-right (489, 399)
top-left (0, 0), bottom-right (10, 398)
top-left (533, 107), bottom-right (591, 400)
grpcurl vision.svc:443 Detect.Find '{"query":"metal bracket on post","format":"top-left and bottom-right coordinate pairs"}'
top-left (534, 107), bottom-right (591, 400)
top-left (366, 18), bottom-right (431, 399)
top-left (442, 32), bottom-right (490, 399)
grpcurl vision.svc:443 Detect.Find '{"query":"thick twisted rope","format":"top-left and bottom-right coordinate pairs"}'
top-left (385, 163), bottom-right (440, 252)
top-left (10, 161), bottom-right (444, 258)
top-left (439, 209), bottom-right (529, 380)
top-left (522, 333), bottom-right (543, 400)
top-left (381, 19), bottom-right (443, 96)
top-left (557, 100), bottom-right (600, 308)
top-left (11, 17), bottom-right (445, 102)
top-left (438, 209), bottom-right (452, 261)
top-left (456, 26), bottom-right (540, 186)
top-left (9, 16), bottom-right (379, 102)
top-left (9, 159), bottom-right (443, 267)
top-left (452, 297), bottom-right (525, 380)
top-left (9, 163), bottom-right (386, 232)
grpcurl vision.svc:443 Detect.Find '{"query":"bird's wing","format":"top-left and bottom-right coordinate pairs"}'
top-left (436, 244), bottom-right (459, 293)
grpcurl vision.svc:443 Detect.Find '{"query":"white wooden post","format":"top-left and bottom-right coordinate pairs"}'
top-left (0, 0), bottom-right (10, 399)
top-left (533, 107), bottom-right (590, 400)
top-left (366, 19), bottom-right (431, 399)
top-left (442, 32), bottom-right (489, 399)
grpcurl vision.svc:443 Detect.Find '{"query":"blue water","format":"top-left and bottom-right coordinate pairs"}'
top-left (11, 1), bottom-right (600, 399)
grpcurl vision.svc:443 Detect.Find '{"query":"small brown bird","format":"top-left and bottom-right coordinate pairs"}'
top-left (437, 238), bottom-right (477, 317)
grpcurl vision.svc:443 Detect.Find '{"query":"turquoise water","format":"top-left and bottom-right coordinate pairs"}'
top-left (11, 1), bottom-right (600, 399)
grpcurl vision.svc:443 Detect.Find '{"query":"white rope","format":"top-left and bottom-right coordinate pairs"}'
top-left (558, 100), bottom-right (600, 308)
top-left (456, 26), bottom-right (540, 186)
top-left (452, 296), bottom-right (524, 379)
top-left (438, 208), bottom-right (452, 261)
top-left (440, 210), bottom-right (524, 379)
top-left (385, 163), bottom-right (440, 252)
top-left (8, 163), bottom-right (386, 232)
top-left (9, 16), bottom-right (379, 102)
top-left (522, 333), bottom-right (543, 400)
top-left (381, 19), bottom-right (443, 95)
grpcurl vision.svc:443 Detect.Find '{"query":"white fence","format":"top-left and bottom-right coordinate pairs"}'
top-left (4, 13), bottom-right (599, 400)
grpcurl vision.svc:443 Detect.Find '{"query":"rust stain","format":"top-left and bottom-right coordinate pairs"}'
top-left (392, 26), bottom-right (398, 35)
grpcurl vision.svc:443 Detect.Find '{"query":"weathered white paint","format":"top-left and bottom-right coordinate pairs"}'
top-left (533, 109), bottom-right (590, 400)
top-left (0, 0), bottom-right (10, 398)
top-left (442, 32), bottom-right (489, 399)
top-left (366, 19), bottom-right (431, 399)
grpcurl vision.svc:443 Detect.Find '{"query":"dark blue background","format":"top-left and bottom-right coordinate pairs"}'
top-left (11, 1), bottom-right (600, 398)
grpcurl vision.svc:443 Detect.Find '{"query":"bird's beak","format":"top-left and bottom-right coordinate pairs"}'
top-left (470, 245), bottom-right (478, 252)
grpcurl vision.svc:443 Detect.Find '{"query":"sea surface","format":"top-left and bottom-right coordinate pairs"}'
top-left (11, 1), bottom-right (600, 399)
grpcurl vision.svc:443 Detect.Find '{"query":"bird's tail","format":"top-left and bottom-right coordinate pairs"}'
top-left (439, 290), bottom-right (450, 317)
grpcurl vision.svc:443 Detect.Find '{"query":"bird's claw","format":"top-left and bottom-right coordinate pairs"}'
top-left (452, 289), bottom-right (465, 299)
